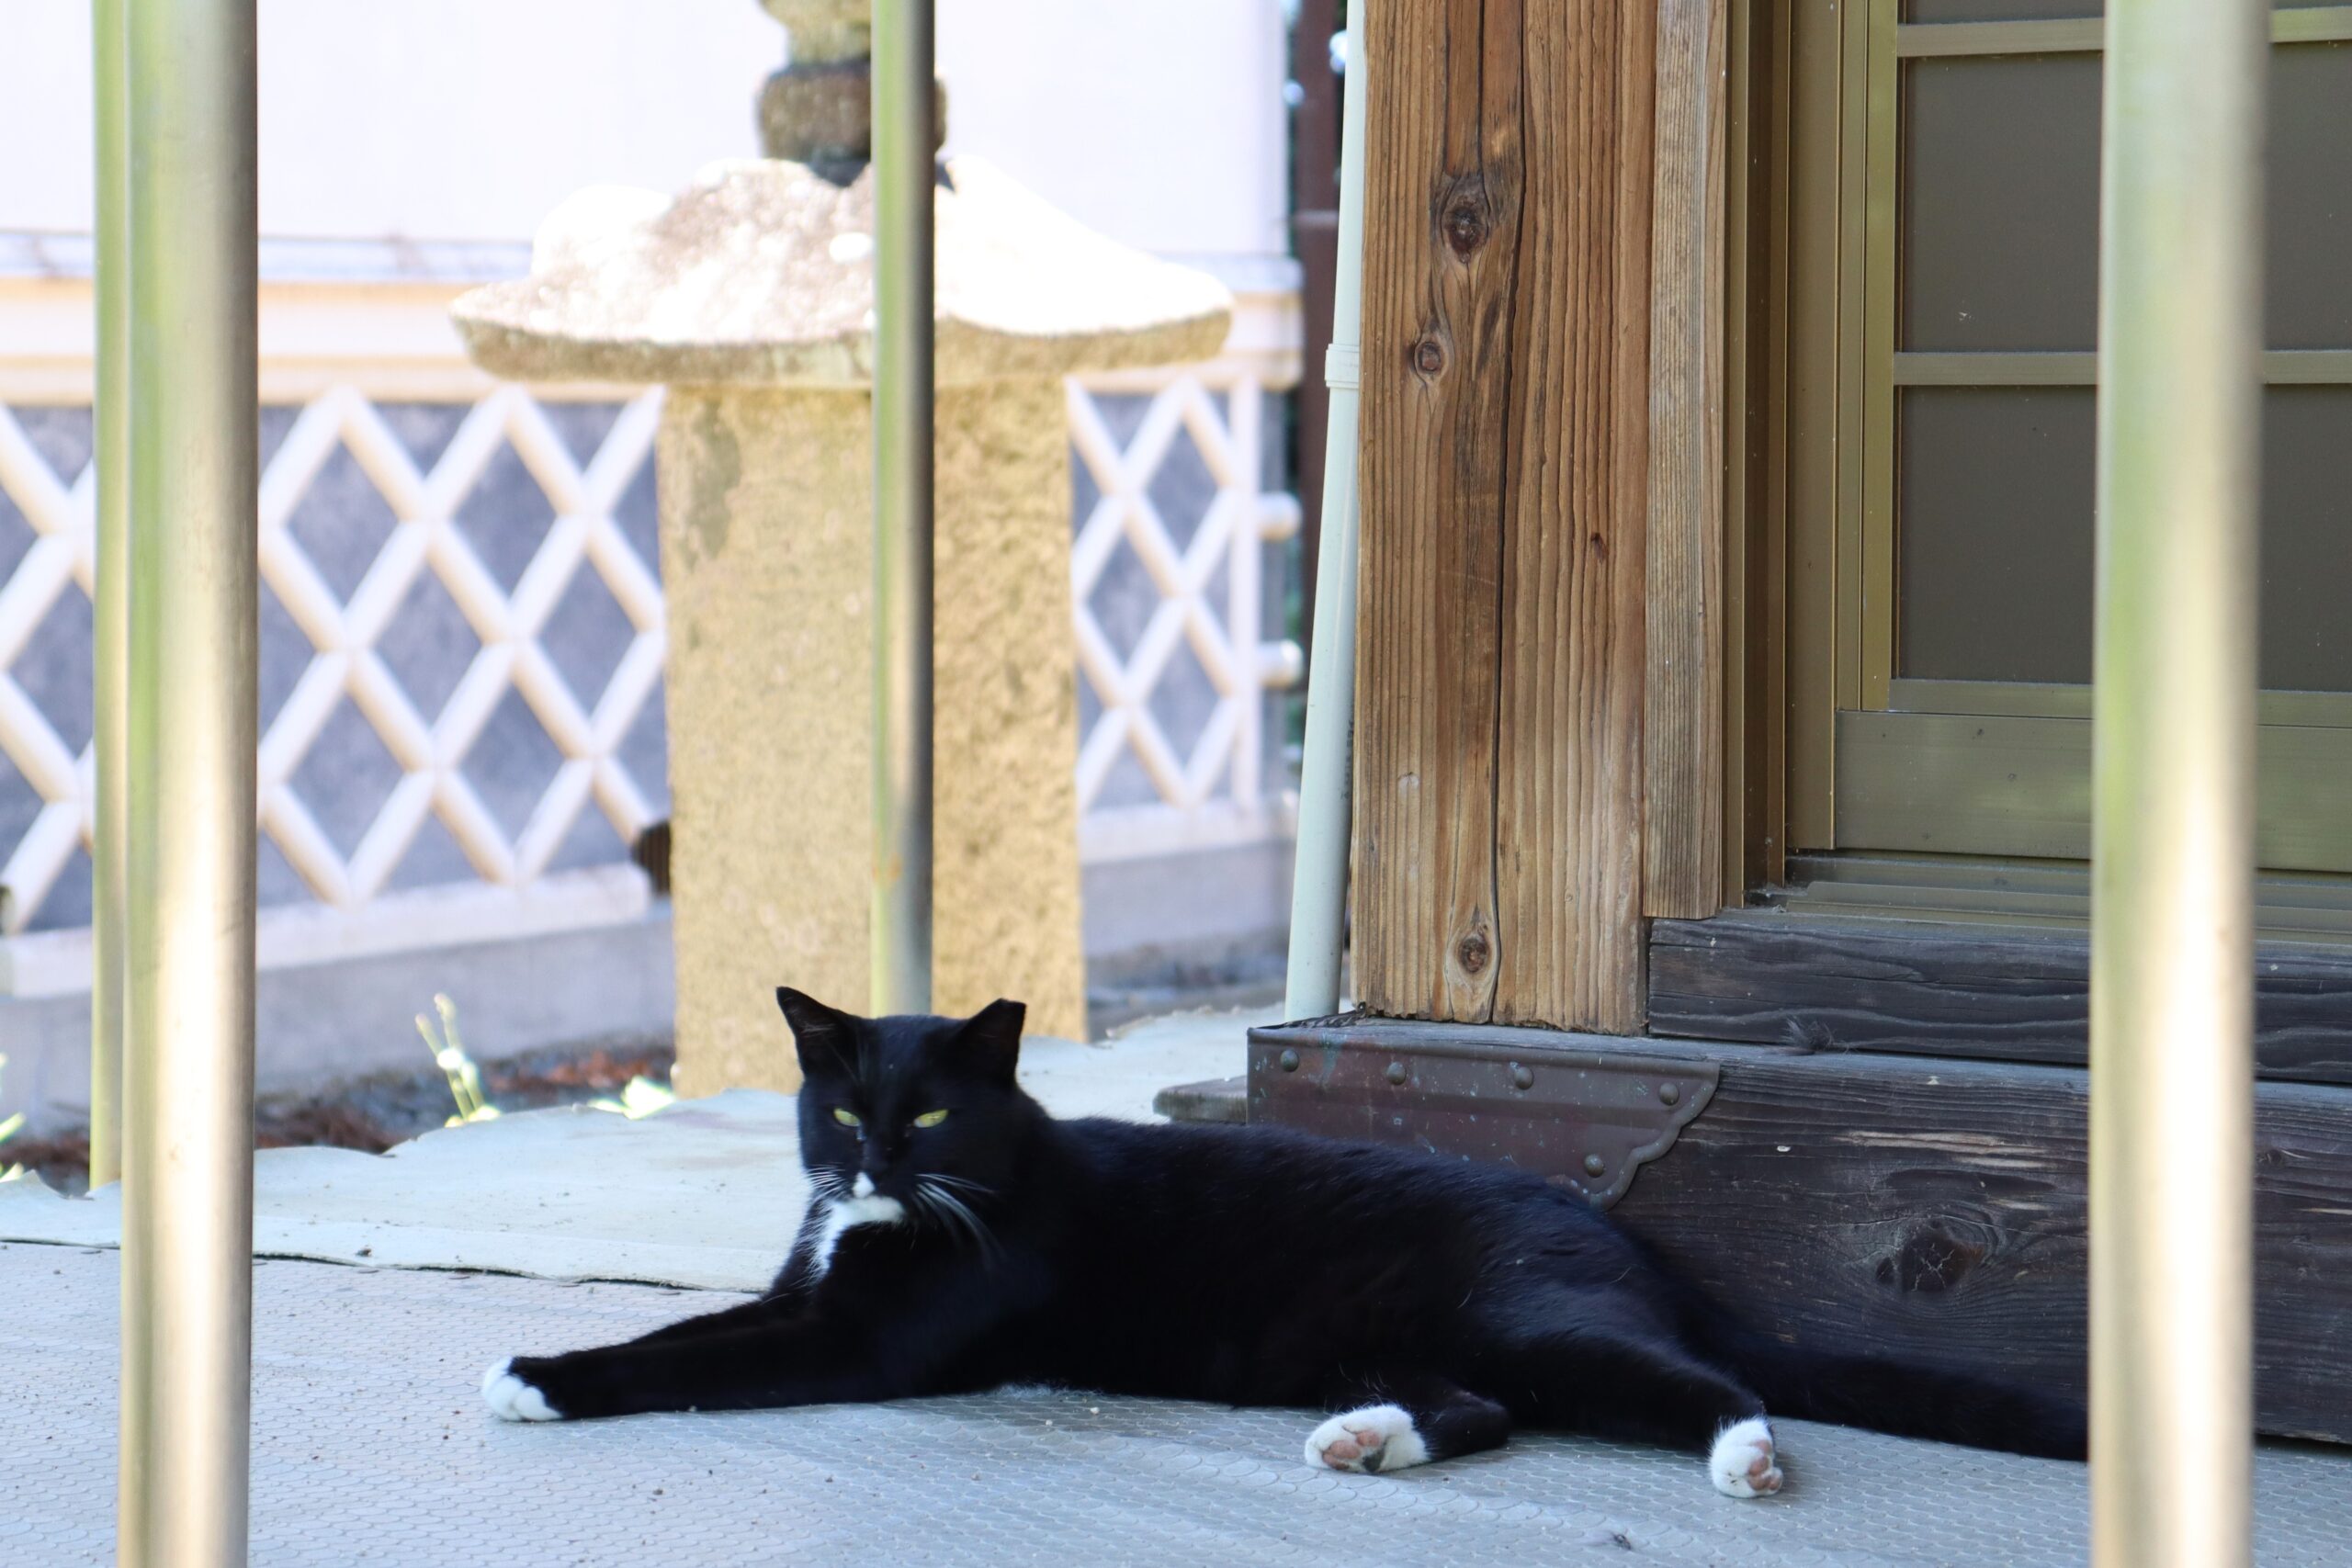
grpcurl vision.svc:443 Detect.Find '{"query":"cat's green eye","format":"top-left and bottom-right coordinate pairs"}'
top-left (912, 1109), bottom-right (949, 1129)
top-left (831, 1108), bottom-right (862, 1128)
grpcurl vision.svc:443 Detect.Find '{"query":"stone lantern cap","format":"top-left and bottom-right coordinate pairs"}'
top-left (452, 156), bottom-right (1232, 389)
top-left (763, 0), bottom-right (864, 64)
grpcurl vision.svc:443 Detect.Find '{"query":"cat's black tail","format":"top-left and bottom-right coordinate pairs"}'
top-left (1725, 1332), bottom-right (2086, 1460)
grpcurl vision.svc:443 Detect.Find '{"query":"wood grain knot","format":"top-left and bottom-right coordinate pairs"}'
top-left (1430, 167), bottom-right (1507, 264)
top-left (1456, 931), bottom-right (1490, 975)
top-left (1410, 335), bottom-right (1449, 380)
top-left (1442, 198), bottom-right (1489, 257)
top-left (1874, 1224), bottom-right (1986, 1294)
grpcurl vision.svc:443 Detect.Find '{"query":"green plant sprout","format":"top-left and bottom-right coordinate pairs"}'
top-left (0, 1052), bottom-right (26, 1182)
top-left (416, 995), bottom-right (500, 1128)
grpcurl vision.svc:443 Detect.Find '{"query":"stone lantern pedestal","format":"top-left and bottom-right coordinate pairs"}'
top-left (453, 156), bottom-right (1227, 1091)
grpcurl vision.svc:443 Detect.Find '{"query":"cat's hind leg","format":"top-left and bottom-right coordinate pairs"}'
top-left (1704, 1416), bottom-right (1784, 1500)
top-left (1475, 1322), bottom-right (1783, 1498)
top-left (1304, 1369), bottom-right (1511, 1474)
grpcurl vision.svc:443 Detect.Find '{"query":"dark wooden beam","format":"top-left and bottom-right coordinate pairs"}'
top-left (1649, 909), bottom-right (2352, 1085)
top-left (1250, 1017), bottom-right (2352, 1444)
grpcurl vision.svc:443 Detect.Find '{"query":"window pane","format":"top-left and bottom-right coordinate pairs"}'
top-left (1901, 55), bottom-right (2102, 353)
top-left (2268, 43), bottom-right (2352, 350)
top-left (2262, 388), bottom-right (2352, 693)
top-left (1898, 388), bottom-right (2095, 684)
top-left (1898, 389), bottom-right (2352, 693)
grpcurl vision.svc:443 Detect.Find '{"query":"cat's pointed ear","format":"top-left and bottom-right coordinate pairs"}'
top-left (959, 998), bottom-right (1025, 1084)
top-left (775, 986), bottom-right (854, 1079)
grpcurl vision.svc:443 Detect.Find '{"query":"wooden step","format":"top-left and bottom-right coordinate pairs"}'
top-left (1250, 1014), bottom-right (2352, 1445)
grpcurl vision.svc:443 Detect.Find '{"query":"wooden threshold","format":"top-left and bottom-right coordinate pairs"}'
top-left (1832, 711), bottom-right (2352, 874)
top-left (1249, 1016), bottom-right (2352, 1444)
top-left (1649, 906), bottom-right (2352, 1085)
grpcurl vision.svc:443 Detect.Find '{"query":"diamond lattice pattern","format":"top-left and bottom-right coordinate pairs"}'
top-left (1068, 375), bottom-right (1294, 817)
top-left (0, 386), bottom-right (666, 932)
top-left (0, 370), bottom-right (1295, 941)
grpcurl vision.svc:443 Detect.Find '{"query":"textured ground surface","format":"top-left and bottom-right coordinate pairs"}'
top-left (0, 1010), bottom-right (1269, 1290)
top-left (9, 1243), bottom-right (2351, 1568)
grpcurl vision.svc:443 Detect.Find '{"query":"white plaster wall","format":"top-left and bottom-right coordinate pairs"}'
top-left (938, 0), bottom-right (1290, 261)
top-left (0, 0), bottom-right (777, 243)
top-left (0, 0), bottom-right (1290, 261)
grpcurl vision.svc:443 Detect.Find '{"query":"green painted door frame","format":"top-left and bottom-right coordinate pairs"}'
top-left (1775, 2), bottom-right (2352, 878)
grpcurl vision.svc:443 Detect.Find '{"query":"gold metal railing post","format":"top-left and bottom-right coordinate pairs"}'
top-left (870, 0), bottom-right (936, 1016)
top-left (88, 0), bottom-right (129, 1194)
top-left (2089, 0), bottom-right (2265, 1563)
top-left (117, 0), bottom-right (261, 1562)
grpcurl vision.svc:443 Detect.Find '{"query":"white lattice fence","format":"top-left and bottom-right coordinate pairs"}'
top-left (0, 406), bottom-right (93, 922)
top-left (249, 386), bottom-right (665, 907)
top-left (0, 366), bottom-right (1296, 987)
top-left (0, 384), bottom-right (669, 982)
top-left (1068, 369), bottom-right (1300, 862)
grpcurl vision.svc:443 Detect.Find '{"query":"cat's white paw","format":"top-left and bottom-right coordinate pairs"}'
top-left (1306, 1404), bottom-right (1430, 1474)
top-left (481, 1358), bottom-right (561, 1423)
top-left (1709, 1416), bottom-right (1783, 1498)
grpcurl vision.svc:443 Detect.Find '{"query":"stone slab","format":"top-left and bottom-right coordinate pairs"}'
top-left (453, 157), bottom-right (1230, 389)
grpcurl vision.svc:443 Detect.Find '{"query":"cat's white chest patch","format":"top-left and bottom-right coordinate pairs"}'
top-left (808, 1191), bottom-right (906, 1281)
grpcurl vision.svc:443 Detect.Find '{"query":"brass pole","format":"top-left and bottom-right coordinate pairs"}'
top-left (119, 0), bottom-right (260, 1561)
top-left (2089, 0), bottom-right (2264, 1563)
top-left (869, 0), bottom-right (935, 1016)
top-left (94, 0), bottom-right (138, 1551)
top-left (89, 0), bottom-right (129, 1193)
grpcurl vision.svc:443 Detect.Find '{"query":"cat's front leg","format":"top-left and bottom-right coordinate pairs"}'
top-left (482, 1317), bottom-right (891, 1422)
top-left (619, 1293), bottom-right (804, 1348)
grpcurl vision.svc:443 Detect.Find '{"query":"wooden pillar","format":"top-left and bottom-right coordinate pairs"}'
top-left (1645, 0), bottom-right (1729, 920)
top-left (1352, 0), bottom-right (1658, 1032)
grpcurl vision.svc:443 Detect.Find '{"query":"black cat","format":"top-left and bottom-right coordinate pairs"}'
top-left (484, 989), bottom-right (2086, 1495)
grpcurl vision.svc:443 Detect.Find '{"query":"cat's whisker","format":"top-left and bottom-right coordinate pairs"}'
top-left (808, 1167), bottom-right (854, 1202)
top-left (912, 1182), bottom-right (960, 1242)
top-left (917, 1178), bottom-right (1003, 1269)
top-left (915, 1187), bottom-right (972, 1257)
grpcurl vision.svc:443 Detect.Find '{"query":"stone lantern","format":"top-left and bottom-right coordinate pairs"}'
top-left (452, 0), bottom-right (1229, 1092)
